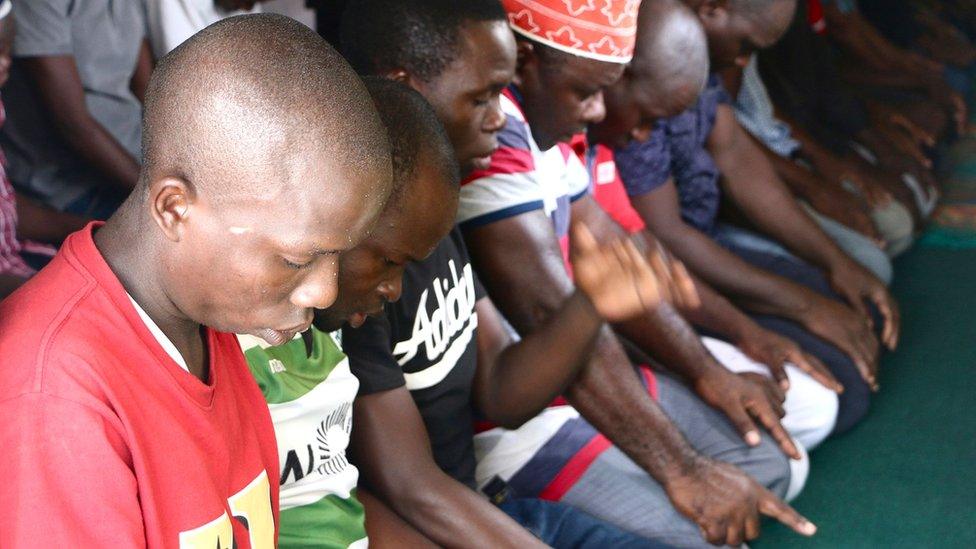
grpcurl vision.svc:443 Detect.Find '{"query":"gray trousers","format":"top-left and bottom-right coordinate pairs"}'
top-left (557, 374), bottom-right (792, 549)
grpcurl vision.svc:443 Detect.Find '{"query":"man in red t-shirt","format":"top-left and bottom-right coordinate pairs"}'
top-left (0, 15), bottom-right (393, 548)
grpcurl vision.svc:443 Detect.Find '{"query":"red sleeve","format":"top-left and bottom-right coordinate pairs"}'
top-left (0, 393), bottom-right (145, 547)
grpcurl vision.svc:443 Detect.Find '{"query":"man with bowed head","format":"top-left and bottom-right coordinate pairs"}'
top-left (0, 14), bottom-right (392, 548)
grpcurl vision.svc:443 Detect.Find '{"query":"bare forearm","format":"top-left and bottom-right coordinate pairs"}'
top-left (565, 329), bottom-right (699, 483)
top-left (371, 473), bottom-right (540, 549)
top-left (759, 139), bottom-right (835, 203)
top-left (15, 192), bottom-right (90, 244)
top-left (482, 292), bottom-right (603, 428)
top-left (712, 129), bottom-right (849, 271)
top-left (649, 219), bottom-right (809, 318)
top-left (613, 302), bottom-right (716, 384)
top-left (677, 275), bottom-right (764, 345)
top-left (59, 116), bottom-right (140, 193)
top-left (23, 57), bottom-right (140, 193)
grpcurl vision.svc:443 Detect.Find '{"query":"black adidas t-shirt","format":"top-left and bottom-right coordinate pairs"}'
top-left (344, 226), bottom-right (486, 487)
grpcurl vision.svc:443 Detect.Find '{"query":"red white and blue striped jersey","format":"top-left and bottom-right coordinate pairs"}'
top-left (460, 89), bottom-right (590, 272)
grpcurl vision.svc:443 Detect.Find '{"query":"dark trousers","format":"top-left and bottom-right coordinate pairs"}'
top-left (498, 498), bottom-right (671, 549)
top-left (719, 242), bottom-right (881, 435)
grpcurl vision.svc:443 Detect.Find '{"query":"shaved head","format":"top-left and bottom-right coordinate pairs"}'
top-left (631, 0), bottom-right (709, 113)
top-left (588, 0), bottom-right (708, 148)
top-left (101, 14), bottom-right (395, 347)
top-left (142, 13), bottom-right (390, 205)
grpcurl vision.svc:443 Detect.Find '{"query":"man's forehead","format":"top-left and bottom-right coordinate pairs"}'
top-left (455, 21), bottom-right (517, 82)
top-left (216, 193), bottom-right (368, 253)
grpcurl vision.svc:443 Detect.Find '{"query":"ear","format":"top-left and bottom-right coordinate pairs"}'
top-left (149, 176), bottom-right (195, 243)
top-left (383, 68), bottom-right (428, 95)
top-left (512, 40), bottom-right (537, 88)
top-left (697, 0), bottom-right (728, 19)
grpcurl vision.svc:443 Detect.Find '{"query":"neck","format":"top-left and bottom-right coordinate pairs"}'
top-left (94, 207), bottom-right (209, 380)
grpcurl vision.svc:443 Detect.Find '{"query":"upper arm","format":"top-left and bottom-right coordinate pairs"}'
top-left (706, 103), bottom-right (740, 164)
top-left (472, 296), bottom-right (511, 413)
top-left (463, 209), bottom-right (573, 334)
top-left (627, 179), bottom-right (687, 238)
top-left (0, 393), bottom-right (143, 546)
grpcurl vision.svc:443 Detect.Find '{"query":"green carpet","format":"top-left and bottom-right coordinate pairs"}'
top-left (753, 243), bottom-right (976, 548)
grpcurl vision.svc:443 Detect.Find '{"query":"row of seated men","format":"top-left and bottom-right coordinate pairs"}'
top-left (0, 0), bottom-right (968, 547)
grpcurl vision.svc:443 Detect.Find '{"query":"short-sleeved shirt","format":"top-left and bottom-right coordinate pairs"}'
top-left (733, 55), bottom-right (801, 159)
top-left (0, 223), bottom-right (278, 547)
top-left (2, 0), bottom-right (144, 210)
top-left (573, 136), bottom-right (646, 234)
top-left (459, 88), bottom-right (590, 272)
top-left (240, 328), bottom-right (367, 549)
top-left (614, 74), bottom-right (730, 235)
top-left (142, 0), bottom-right (262, 58)
top-left (344, 227), bottom-right (486, 487)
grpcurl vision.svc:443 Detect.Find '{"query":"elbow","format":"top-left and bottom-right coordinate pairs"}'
top-left (480, 397), bottom-right (535, 431)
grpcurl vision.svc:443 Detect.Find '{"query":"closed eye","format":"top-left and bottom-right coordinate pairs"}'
top-left (283, 257), bottom-right (313, 270)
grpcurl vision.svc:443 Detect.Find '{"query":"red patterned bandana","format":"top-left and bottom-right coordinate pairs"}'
top-left (502, 0), bottom-right (641, 63)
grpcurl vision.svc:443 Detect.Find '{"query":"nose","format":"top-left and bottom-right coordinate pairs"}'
top-left (734, 54), bottom-right (750, 68)
top-left (378, 276), bottom-right (403, 304)
top-left (582, 91), bottom-right (607, 125)
top-left (290, 258), bottom-right (339, 311)
top-left (483, 96), bottom-right (507, 133)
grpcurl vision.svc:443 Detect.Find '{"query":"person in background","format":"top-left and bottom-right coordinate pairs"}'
top-left (0, 0), bottom-right (89, 299)
top-left (0, 15), bottom-right (393, 546)
top-left (1, 0), bottom-right (152, 219)
top-left (724, 53), bottom-right (915, 281)
top-left (143, 0), bottom-right (265, 59)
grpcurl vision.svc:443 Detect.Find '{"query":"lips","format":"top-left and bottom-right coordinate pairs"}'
top-left (347, 312), bottom-right (368, 329)
top-left (258, 321), bottom-right (311, 347)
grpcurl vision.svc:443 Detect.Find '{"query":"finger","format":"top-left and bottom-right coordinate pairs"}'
top-left (791, 351), bottom-right (844, 393)
top-left (842, 289), bottom-right (872, 330)
top-left (624, 238), bottom-right (662, 309)
top-left (672, 260), bottom-right (701, 309)
top-left (747, 400), bottom-right (799, 460)
top-left (725, 523), bottom-right (745, 548)
top-left (701, 521), bottom-right (727, 546)
top-left (744, 510), bottom-right (762, 541)
top-left (848, 346), bottom-right (878, 391)
top-left (570, 221), bottom-right (599, 256)
top-left (889, 298), bottom-right (901, 350)
top-left (871, 290), bottom-right (896, 351)
top-left (646, 242), bottom-right (677, 305)
top-left (725, 403), bottom-right (763, 448)
top-left (758, 489), bottom-right (817, 537)
top-left (762, 356), bottom-right (790, 392)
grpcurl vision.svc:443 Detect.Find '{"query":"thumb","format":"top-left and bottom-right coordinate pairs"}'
top-left (570, 221), bottom-right (599, 258)
top-left (725, 402), bottom-right (762, 447)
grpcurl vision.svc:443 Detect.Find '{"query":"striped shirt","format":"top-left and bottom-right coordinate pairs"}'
top-left (239, 329), bottom-right (367, 549)
top-left (460, 88), bottom-right (590, 272)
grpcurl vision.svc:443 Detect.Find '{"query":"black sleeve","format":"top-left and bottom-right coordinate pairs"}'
top-left (342, 312), bottom-right (407, 395)
top-left (472, 267), bottom-right (487, 302)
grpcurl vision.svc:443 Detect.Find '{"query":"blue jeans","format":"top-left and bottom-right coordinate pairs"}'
top-left (498, 498), bottom-right (669, 548)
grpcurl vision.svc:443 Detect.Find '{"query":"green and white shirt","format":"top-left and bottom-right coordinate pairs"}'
top-left (239, 328), bottom-right (368, 549)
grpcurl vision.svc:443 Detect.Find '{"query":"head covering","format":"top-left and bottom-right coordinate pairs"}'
top-left (502, 0), bottom-right (640, 63)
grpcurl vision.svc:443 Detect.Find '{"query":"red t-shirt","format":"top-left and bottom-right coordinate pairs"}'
top-left (568, 135), bottom-right (647, 234)
top-left (0, 223), bottom-right (279, 548)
